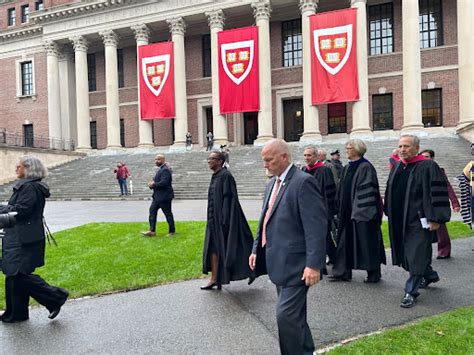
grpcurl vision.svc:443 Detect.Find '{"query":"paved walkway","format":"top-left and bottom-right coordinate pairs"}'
top-left (1, 201), bottom-right (472, 354)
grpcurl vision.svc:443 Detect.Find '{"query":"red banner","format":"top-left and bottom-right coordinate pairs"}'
top-left (138, 42), bottom-right (175, 119)
top-left (218, 26), bottom-right (259, 114)
top-left (311, 9), bottom-right (359, 105)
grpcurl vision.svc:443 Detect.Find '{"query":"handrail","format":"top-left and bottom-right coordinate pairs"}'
top-left (0, 128), bottom-right (75, 151)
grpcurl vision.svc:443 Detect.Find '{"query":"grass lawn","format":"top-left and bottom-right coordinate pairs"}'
top-left (327, 306), bottom-right (474, 354)
top-left (0, 221), bottom-right (472, 309)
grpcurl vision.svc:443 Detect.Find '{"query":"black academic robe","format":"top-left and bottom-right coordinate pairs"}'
top-left (302, 165), bottom-right (337, 218)
top-left (385, 159), bottom-right (451, 275)
top-left (202, 168), bottom-right (254, 285)
top-left (333, 159), bottom-right (386, 274)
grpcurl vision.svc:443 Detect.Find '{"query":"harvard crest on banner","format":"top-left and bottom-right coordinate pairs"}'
top-left (311, 9), bottom-right (359, 105)
top-left (218, 26), bottom-right (259, 114)
top-left (138, 42), bottom-right (175, 119)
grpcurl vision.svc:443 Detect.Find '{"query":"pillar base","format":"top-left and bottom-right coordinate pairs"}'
top-left (214, 138), bottom-right (229, 148)
top-left (169, 141), bottom-right (187, 152)
top-left (75, 146), bottom-right (91, 152)
top-left (350, 128), bottom-right (373, 140)
top-left (253, 135), bottom-right (273, 146)
top-left (106, 145), bottom-right (123, 150)
top-left (456, 121), bottom-right (474, 142)
top-left (300, 131), bottom-right (322, 144)
top-left (401, 124), bottom-right (426, 136)
top-left (138, 143), bottom-right (154, 148)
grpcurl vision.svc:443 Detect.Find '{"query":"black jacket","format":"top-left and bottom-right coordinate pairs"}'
top-left (1, 178), bottom-right (50, 276)
top-left (152, 165), bottom-right (174, 202)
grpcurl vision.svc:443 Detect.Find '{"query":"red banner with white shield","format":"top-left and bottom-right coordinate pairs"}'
top-left (138, 42), bottom-right (175, 119)
top-left (218, 26), bottom-right (259, 114)
top-left (311, 8), bottom-right (359, 105)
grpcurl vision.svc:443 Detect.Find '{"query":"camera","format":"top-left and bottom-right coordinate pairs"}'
top-left (0, 212), bottom-right (17, 229)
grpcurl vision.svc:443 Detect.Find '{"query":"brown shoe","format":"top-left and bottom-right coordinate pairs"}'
top-left (141, 231), bottom-right (156, 237)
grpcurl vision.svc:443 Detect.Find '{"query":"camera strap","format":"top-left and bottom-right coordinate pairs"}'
top-left (43, 217), bottom-right (57, 247)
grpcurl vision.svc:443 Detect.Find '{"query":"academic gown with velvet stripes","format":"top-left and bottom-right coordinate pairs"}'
top-left (333, 159), bottom-right (386, 275)
top-left (385, 159), bottom-right (451, 275)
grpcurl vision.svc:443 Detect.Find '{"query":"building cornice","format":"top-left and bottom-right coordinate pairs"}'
top-left (0, 25), bottom-right (43, 43)
top-left (30, 0), bottom-right (140, 24)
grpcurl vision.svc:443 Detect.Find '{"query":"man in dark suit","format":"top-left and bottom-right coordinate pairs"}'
top-left (249, 139), bottom-right (327, 355)
top-left (142, 154), bottom-right (175, 237)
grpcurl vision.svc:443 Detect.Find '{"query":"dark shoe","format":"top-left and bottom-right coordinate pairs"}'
top-left (48, 290), bottom-right (69, 320)
top-left (327, 275), bottom-right (351, 282)
top-left (200, 282), bottom-right (221, 290)
top-left (1, 315), bottom-right (29, 323)
top-left (365, 271), bottom-right (381, 283)
top-left (400, 293), bottom-right (415, 308)
top-left (322, 268), bottom-right (328, 275)
top-left (248, 275), bottom-right (256, 285)
top-left (420, 276), bottom-right (440, 289)
top-left (436, 255), bottom-right (450, 259)
top-left (364, 276), bottom-right (381, 283)
top-left (141, 231), bottom-right (156, 237)
top-left (166, 232), bottom-right (176, 237)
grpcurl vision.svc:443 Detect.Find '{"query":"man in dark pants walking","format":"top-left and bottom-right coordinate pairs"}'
top-left (385, 135), bottom-right (450, 308)
top-left (249, 139), bottom-right (326, 355)
top-left (142, 154), bottom-right (175, 237)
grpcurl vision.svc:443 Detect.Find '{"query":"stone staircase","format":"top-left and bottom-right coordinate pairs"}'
top-left (0, 136), bottom-right (471, 201)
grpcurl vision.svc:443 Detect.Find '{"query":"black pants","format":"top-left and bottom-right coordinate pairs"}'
top-left (149, 199), bottom-right (175, 233)
top-left (405, 265), bottom-right (439, 297)
top-left (2, 274), bottom-right (68, 321)
top-left (276, 285), bottom-right (315, 355)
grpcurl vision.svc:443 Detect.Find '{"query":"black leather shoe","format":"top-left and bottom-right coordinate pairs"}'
top-left (327, 275), bottom-right (351, 282)
top-left (420, 276), bottom-right (440, 289)
top-left (48, 290), bottom-right (69, 320)
top-left (200, 282), bottom-right (221, 290)
top-left (1, 315), bottom-right (29, 323)
top-left (364, 276), bottom-right (381, 283)
top-left (248, 275), bottom-right (256, 285)
top-left (436, 255), bottom-right (450, 259)
top-left (400, 293), bottom-right (415, 308)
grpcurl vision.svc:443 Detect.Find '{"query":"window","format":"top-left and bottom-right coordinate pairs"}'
top-left (87, 54), bottom-right (96, 92)
top-left (35, 0), bottom-right (44, 11)
top-left (202, 34), bottom-right (211, 77)
top-left (422, 89), bottom-right (442, 127)
top-left (328, 103), bottom-right (347, 134)
top-left (282, 19), bottom-right (302, 67)
top-left (419, 0), bottom-right (443, 48)
top-left (120, 119), bottom-right (125, 147)
top-left (90, 121), bottom-right (97, 149)
top-left (21, 61), bottom-right (33, 96)
top-left (368, 3), bottom-right (393, 55)
top-left (21, 5), bottom-right (29, 23)
top-left (372, 94), bottom-right (393, 130)
top-left (117, 49), bottom-right (124, 88)
top-left (8, 8), bottom-right (16, 26)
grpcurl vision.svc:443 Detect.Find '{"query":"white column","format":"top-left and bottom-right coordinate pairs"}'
top-left (350, 0), bottom-right (372, 138)
top-left (205, 9), bottom-right (228, 147)
top-left (70, 35), bottom-right (91, 151)
top-left (132, 24), bottom-right (154, 147)
top-left (44, 40), bottom-right (62, 148)
top-left (252, 0), bottom-right (274, 144)
top-left (299, 0), bottom-right (322, 143)
top-left (58, 47), bottom-right (77, 145)
top-left (100, 30), bottom-right (121, 148)
top-left (457, 0), bottom-right (474, 129)
top-left (167, 17), bottom-right (189, 150)
top-left (402, 0), bottom-right (424, 132)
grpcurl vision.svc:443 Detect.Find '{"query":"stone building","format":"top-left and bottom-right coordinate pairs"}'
top-left (0, 0), bottom-right (472, 151)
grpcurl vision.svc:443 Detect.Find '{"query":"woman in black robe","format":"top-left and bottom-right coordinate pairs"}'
top-left (329, 139), bottom-right (386, 283)
top-left (201, 151), bottom-right (254, 290)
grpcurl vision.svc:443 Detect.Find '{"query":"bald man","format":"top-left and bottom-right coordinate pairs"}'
top-left (142, 154), bottom-right (175, 237)
top-left (250, 139), bottom-right (327, 355)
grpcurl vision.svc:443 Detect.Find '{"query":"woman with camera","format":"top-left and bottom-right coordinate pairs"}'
top-left (0, 156), bottom-right (69, 323)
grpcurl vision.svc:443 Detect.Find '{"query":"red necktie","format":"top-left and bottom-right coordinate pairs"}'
top-left (261, 178), bottom-right (281, 247)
